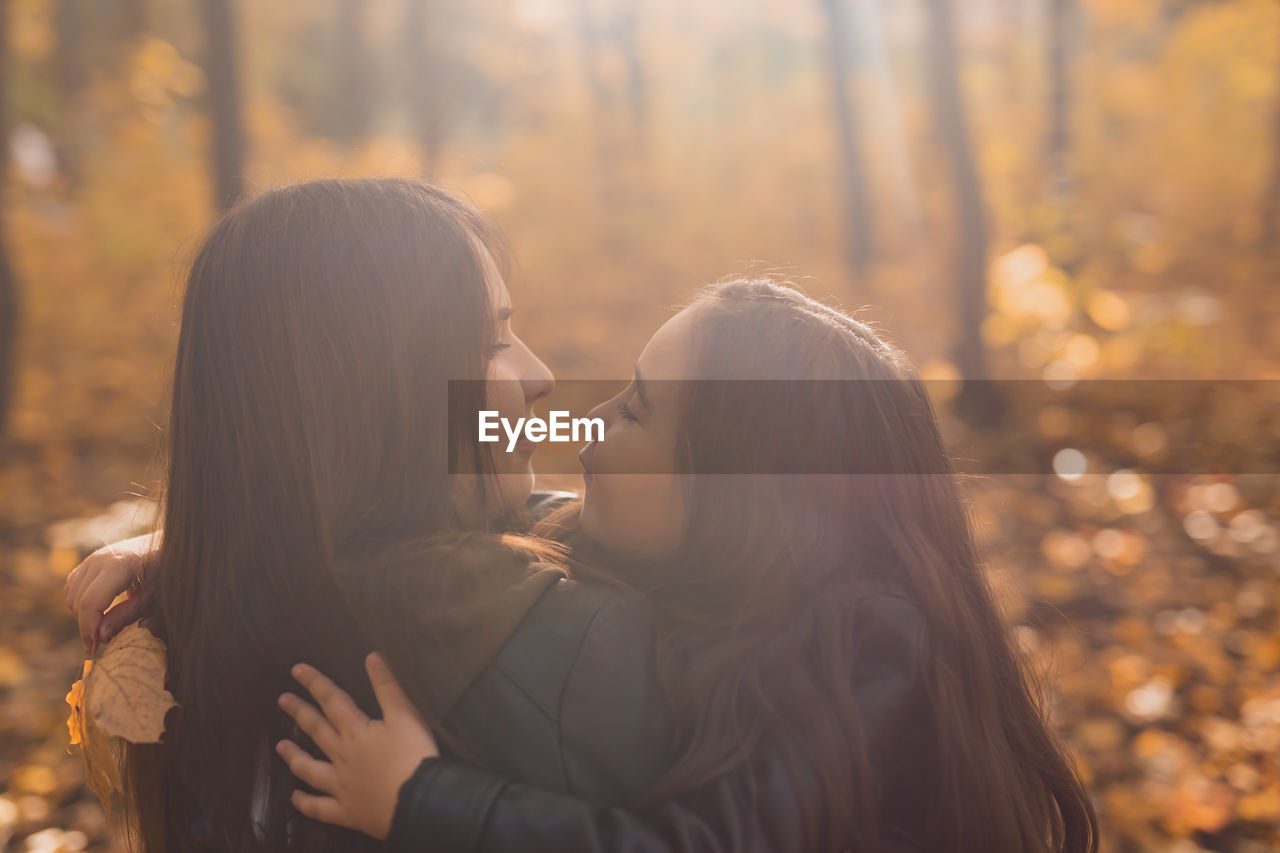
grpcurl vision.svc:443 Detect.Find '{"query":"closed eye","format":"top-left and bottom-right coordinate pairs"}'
top-left (616, 400), bottom-right (639, 423)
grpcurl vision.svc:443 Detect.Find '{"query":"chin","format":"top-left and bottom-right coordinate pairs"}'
top-left (495, 470), bottom-right (536, 513)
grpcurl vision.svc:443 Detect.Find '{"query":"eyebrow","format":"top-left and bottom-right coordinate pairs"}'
top-left (633, 367), bottom-right (651, 410)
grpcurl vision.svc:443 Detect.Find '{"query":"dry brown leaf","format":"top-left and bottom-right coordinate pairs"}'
top-left (66, 660), bottom-right (124, 813)
top-left (80, 721), bottom-right (126, 815)
top-left (64, 624), bottom-right (178, 813)
top-left (65, 660), bottom-right (90, 746)
top-left (84, 623), bottom-right (177, 744)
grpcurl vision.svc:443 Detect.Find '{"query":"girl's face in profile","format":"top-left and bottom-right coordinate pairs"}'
top-left (454, 243), bottom-right (555, 525)
top-left (578, 307), bottom-right (696, 562)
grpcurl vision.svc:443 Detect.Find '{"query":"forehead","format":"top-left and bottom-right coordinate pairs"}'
top-left (636, 306), bottom-right (699, 382)
top-left (471, 234), bottom-right (510, 310)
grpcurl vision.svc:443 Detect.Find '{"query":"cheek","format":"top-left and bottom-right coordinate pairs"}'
top-left (582, 475), bottom-right (687, 560)
top-left (581, 416), bottom-right (686, 557)
top-left (485, 375), bottom-right (525, 419)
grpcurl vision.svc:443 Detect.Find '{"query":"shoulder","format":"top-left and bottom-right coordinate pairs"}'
top-left (551, 583), bottom-right (670, 803)
top-left (445, 578), bottom-right (670, 803)
top-left (491, 577), bottom-right (654, 718)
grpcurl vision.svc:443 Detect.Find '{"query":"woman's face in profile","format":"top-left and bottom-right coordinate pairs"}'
top-left (454, 243), bottom-right (555, 525)
top-left (578, 307), bottom-right (696, 562)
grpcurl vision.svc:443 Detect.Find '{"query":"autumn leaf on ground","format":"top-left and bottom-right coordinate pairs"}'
top-left (65, 624), bottom-right (178, 812)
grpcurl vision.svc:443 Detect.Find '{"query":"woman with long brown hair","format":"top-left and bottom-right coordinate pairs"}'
top-left (63, 177), bottom-right (677, 852)
top-left (275, 277), bottom-right (1099, 852)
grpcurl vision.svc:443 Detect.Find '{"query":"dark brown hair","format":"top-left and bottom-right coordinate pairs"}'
top-left (597, 277), bottom-right (1098, 852)
top-left (124, 178), bottom-right (554, 853)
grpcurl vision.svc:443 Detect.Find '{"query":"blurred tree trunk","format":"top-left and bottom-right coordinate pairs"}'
top-left (1047, 0), bottom-right (1073, 196)
top-left (1258, 11), bottom-right (1280, 353)
top-left (576, 0), bottom-right (616, 181)
top-left (857, 0), bottom-right (923, 239)
top-left (52, 0), bottom-right (86, 108)
top-left (819, 0), bottom-right (875, 279)
top-left (616, 0), bottom-right (648, 160)
top-left (119, 0), bottom-right (147, 39)
top-left (576, 0), bottom-right (649, 189)
top-left (1261, 24), bottom-right (1280, 256)
top-left (200, 0), bottom-right (245, 210)
top-left (325, 0), bottom-right (378, 143)
top-left (401, 0), bottom-right (444, 175)
top-left (53, 0), bottom-right (87, 192)
top-left (0, 0), bottom-right (19, 434)
top-left (923, 0), bottom-right (998, 421)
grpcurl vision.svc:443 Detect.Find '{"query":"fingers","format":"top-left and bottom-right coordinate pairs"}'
top-left (365, 653), bottom-right (416, 721)
top-left (291, 663), bottom-right (369, 731)
top-left (71, 558), bottom-right (138, 653)
top-left (98, 595), bottom-right (145, 646)
top-left (289, 789), bottom-right (354, 830)
top-left (66, 562), bottom-right (96, 649)
top-left (72, 571), bottom-right (105, 654)
top-left (65, 563), bottom-right (97, 655)
top-left (278, 692), bottom-right (341, 755)
top-left (275, 739), bottom-right (339, 793)
top-left (65, 551), bottom-right (102, 605)
top-left (81, 557), bottom-right (138, 617)
top-left (64, 562), bottom-right (83, 604)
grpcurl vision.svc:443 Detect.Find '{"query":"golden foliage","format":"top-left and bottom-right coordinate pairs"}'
top-left (63, 625), bottom-right (177, 814)
top-left (75, 624), bottom-right (175, 746)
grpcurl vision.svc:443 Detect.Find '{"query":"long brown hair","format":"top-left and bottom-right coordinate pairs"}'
top-left (592, 277), bottom-right (1098, 852)
top-left (124, 178), bottom-right (555, 853)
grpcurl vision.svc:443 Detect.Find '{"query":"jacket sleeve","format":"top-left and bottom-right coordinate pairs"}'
top-left (386, 591), bottom-right (931, 853)
top-left (387, 753), bottom-right (798, 853)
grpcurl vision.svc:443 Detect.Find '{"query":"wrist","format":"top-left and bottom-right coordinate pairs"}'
top-left (385, 757), bottom-right (508, 853)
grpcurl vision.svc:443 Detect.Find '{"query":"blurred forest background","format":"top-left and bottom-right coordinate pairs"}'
top-left (0, 0), bottom-right (1279, 850)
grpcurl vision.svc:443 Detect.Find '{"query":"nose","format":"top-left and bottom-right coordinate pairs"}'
top-left (521, 347), bottom-right (555, 405)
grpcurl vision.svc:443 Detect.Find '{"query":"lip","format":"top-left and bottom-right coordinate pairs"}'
top-left (511, 410), bottom-right (538, 454)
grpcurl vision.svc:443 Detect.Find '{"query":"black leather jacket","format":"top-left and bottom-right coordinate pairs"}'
top-left (433, 573), bottom-right (672, 809)
top-left (387, 494), bottom-right (934, 853)
top-left (371, 490), bottom-right (670, 851)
